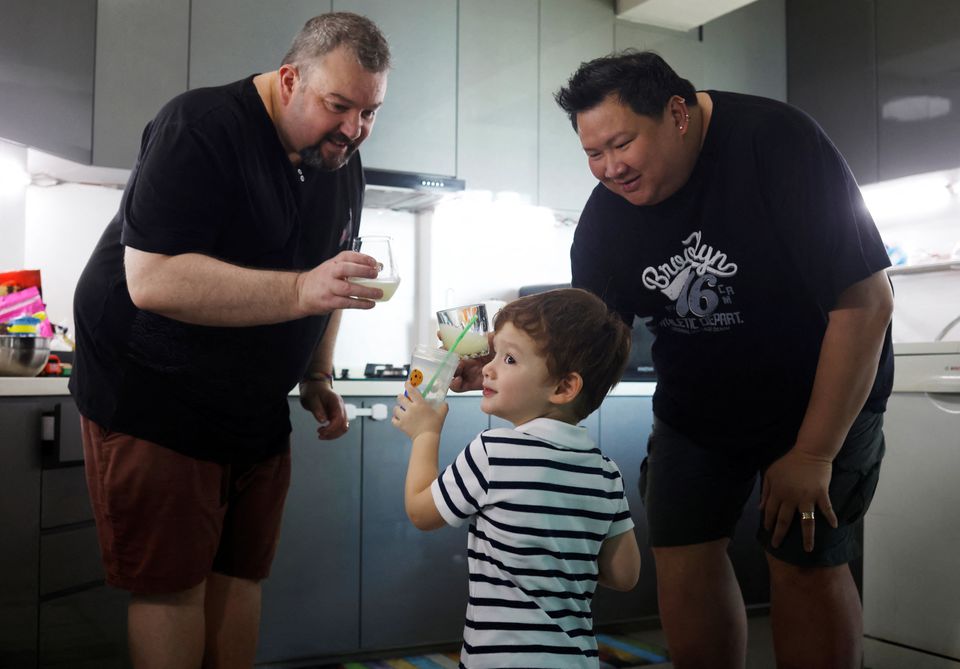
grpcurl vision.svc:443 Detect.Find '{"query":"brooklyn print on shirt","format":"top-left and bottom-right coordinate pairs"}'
top-left (642, 231), bottom-right (742, 334)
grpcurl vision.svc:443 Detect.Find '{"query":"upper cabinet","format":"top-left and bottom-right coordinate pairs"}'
top-left (0, 0), bottom-right (96, 165)
top-left (787, 0), bottom-right (878, 184)
top-left (334, 0), bottom-right (458, 177)
top-left (788, 0), bottom-right (960, 185)
top-left (94, 0), bottom-right (190, 168)
top-left (875, 0), bottom-right (960, 182)
top-left (189, 0), bottom-right (332, 90)
top-left (457, 0), bottom-right (539, 200)
top-left (539, 0), bottom-right (615, 213)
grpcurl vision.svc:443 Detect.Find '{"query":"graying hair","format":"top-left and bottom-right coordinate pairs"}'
top-left (282, 12), bottom-right (391, 73)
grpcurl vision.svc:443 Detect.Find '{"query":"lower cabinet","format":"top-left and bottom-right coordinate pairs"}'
top-left (257, 400), bottom-right (364, 663)
top-left (359, 396), bottom-right (486, 651)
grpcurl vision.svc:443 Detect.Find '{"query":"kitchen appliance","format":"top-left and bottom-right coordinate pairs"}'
top-left (363, 168), bottom-right (464, 212)
top-left (518, 283), bottom-right (656, 381)
top-left (863, 340), bottom-right (960, 668)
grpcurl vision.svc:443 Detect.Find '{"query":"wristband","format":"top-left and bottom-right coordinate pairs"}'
top-left (304, 371), bottom-right (335, 386)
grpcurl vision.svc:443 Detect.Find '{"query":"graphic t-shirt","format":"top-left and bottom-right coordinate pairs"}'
top-left (572, 91), bottom-right (893, 452)
top-left (432, 418), bottom-right (635, 669)
top-left (70, 76), bottom-right (364, 464)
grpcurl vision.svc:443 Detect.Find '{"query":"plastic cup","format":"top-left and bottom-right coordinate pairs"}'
top-left (408, 344), bottom-right (460, 406)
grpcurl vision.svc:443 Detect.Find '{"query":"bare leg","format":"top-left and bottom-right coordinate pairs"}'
top-left (128, 582), bottom-right (206, 669)
top-left (653, 539), bottom-right (747, 669)
top-left (767, 555), bottom-right (861, 669)
top-left (202, 572), bottom-right (262, 669)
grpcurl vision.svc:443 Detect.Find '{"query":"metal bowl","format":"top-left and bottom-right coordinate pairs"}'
top-left (0, 336), bottom-right (52, 377)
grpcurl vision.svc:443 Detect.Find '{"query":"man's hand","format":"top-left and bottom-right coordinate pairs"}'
top-left (448, 333), bottom-right (494, 392)
top-left (295, 250), bottom-right (383, 315)
top-left (392, 382), bottom-right (448, 440)
top-left (300, 380), bottom-right (349, 440)
top-left (760, 447), bottom-right (839, 552)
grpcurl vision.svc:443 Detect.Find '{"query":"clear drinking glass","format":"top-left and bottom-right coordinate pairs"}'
top-left (349, 235), bottom-right (401, 302)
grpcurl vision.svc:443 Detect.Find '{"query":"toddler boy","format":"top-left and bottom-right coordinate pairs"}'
top-left (393, 287), bottom-right (641, 668)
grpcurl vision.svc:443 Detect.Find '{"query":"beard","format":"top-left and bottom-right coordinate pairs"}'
top-left (299, 133), bottom-right (359, 171)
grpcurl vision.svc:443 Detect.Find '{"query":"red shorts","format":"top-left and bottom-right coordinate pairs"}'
top-left (81, 416), bottom-right (291, 594)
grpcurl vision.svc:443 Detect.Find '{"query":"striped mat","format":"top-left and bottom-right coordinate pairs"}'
top-left (311, 634), bottom-right (669, 668)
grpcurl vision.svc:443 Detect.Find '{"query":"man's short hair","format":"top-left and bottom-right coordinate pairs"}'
top-left (554, 50), bottom-right (697, 131)
top-left (282, 12), bottom-right (391, 73)
top-left (495, 288), bottom-right (631, 421)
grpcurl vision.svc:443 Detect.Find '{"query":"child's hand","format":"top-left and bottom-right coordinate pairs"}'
top-left (392, 381), bottom-right (448, 439)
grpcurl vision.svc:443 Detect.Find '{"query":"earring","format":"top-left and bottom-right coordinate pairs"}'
top-left (679, 125), bottom-right (684, 130)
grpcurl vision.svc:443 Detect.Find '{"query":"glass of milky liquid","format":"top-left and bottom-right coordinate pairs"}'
top-left (349, 236), bottom-right (401, 302)
top-left (436, 302), bottom-right (503, 358)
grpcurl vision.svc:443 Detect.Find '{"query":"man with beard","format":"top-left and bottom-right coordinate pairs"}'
top-left (70, 13), bottom-right (389, 667)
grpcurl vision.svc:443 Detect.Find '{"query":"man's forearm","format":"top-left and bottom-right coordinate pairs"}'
top-left (125, 249), bottom-right (306, 326)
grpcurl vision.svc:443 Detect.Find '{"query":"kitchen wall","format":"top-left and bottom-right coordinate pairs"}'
top-left (0, 140), bottom-right (28, 271)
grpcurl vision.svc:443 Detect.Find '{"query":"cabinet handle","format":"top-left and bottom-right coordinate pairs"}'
top-left (344, 403), bottom-right (390, 421)
top-left (40, 414), bottom-right (56, 441)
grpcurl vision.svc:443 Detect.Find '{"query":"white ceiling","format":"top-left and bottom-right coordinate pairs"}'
top-left (616, 0), bottom-right (760, 32)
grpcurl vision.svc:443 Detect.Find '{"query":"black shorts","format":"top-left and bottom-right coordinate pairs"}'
top-left (639, 411), bottom-right (885, 567)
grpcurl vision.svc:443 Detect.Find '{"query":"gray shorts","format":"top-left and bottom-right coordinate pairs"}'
top-left (639, 411), bottom-right (885, 567)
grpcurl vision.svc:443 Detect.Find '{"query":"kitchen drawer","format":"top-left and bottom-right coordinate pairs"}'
top-left (41, 465), bottom-right (93, 528)
top-left (39, 585), bottom-right (129, 669)
top-left (40, 525), bottom-right (104, 597)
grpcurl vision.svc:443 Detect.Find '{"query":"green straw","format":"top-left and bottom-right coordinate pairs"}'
top-left (422, 313), bottom-right (479, 396)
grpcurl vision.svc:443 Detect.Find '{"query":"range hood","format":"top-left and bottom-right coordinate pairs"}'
top-left (363, 168), bottom-right (465, 212)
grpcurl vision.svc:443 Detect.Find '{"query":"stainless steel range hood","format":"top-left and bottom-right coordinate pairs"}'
top-left (363, 168), bottom-right (465, 212)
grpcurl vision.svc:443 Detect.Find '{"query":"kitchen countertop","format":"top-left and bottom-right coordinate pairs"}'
top-left (0, 377), bottom-right (656, 398)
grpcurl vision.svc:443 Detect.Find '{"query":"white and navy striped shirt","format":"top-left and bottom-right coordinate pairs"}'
top-left (431, 418), bottom-right (634, 669)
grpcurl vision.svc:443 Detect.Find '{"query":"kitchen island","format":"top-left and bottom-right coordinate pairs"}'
top-left (0, 378), bottom-right (766, 668)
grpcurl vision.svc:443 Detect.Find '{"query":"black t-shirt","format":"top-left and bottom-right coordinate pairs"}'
top-left (572, 91), bottom-right (893, 452)
top-left (69, 76), bottom-right (364, 464)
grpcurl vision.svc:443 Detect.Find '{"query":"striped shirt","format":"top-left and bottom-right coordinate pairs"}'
top-left (431, 418), bottom-right (635, 669)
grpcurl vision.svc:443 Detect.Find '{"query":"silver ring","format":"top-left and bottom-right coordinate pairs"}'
top-left (800, 511), bottom-right (815, 521)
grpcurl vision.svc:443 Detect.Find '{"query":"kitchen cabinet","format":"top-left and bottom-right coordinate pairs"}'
top-left (188, 0), bottom-right (331, 90)
top-left (0, 395), bottom-right (128, 669)
top-left (93, 0), bottom-right (190, 168)
top-left (257, 396), bottom-right (363, 662)
top-left (875, 0), bottom-right (960, 181)
top-left (786, 0), bottom-right (878, 185)
top-left (333, 0), bottom-right (458, 177)
top-left (0, 0), bottom-right (189, 170)
top-left (359, 396), bottom-right (487, 650)
top-left (538, 0), bottom-right (615, 213)
top-left (0, 0), bottom-right (96, 165)
top-left (788, 0), bottom-right (960, 185)
top-left (0, 398), bottom-right (43, 668)
top-left (457, 0), bottom-right (539, 200)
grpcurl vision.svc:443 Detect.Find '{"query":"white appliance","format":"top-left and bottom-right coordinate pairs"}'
top-left (863, 340), bottom-right (960, 668)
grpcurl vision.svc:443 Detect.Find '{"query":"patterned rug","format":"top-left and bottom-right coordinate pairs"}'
top-left (310, 634), bottom-right (669, 668)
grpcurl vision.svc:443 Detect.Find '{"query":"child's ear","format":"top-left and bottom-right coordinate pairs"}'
top-left (550, 372), bottom-right (583, 405)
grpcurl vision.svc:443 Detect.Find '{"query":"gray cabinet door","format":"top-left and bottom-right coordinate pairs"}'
top-left (538, 0), bottom-right (614, 213)
top-left (0, 398), bottom-right (43, 668)
top-left (0, 0), bottom-right (96, 164)
top-left (334, 0), bottom-right (458, 176)
top-left (591, 396), bottom-right (657, 623)
top-left (786, 0), bottom-right (878, 185)
top-left (189, 0), bottom-right (332, 90)
top-left (257, 399), bottom-right (363, 662)
top-left (876, 0), bottom-right (960, 181)
top-left (360, 396), bottom-right (485, 650)
top-left (457, 0), bottom-right (539, 200)
top-left (93, 0), bottom-right (190, 168)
